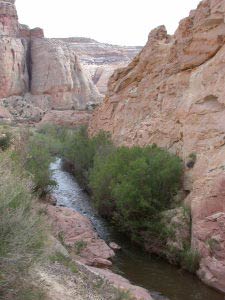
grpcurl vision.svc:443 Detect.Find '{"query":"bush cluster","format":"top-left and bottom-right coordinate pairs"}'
top-left (39, 125), bottom-right (183, 243)
top-left (13, 128), bottom-right (57, 196)
top-left (39, 125), bottom-right (113, 188)
top-left (0, 132), bottom-right (11, 151)
top-left (0, 153), bottom-right (45, 299)
top-left (24, 135), bottom-right (56, 196)
top-left (89, 145), bottom-right (183, 242)
top-left (37, 125), bottom-right (200, 272)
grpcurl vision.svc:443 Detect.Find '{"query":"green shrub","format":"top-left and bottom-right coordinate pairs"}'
top-left (74, 240), bottom-right (87, 255)
top-left (16, 287), bottom-right (46, 300)
top-left (114, 289), bottom-right (134, 300)
top-left (0, 132), bottom-right (11, 151)
top-left (24, 135), bottom-right (56, 196)
top-left (186, 152), bottom-right (197, 169)
top-left (89, 145), bottom-right (183, 241)
top-left (180, 247), bottom-right (200, 273)
top-left (35, 126), bottom-right (183, 252)
top-left (59, 126), bottom-right (113, 187)
top-left (0, 154), bottom-right (45, 298)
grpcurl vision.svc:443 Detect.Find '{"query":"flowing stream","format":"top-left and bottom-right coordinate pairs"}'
top-left (50, 158), bottom-right (225, 300)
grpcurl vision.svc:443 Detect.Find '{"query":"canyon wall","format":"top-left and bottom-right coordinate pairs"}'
top-left (0, 1), bottom-right (139, 124)
top-left (89, 0), bottom-right (225, 293)
top-left (0, 0), bottom-right (102, 124)
top-left (56, 37), bottom-right (141, 94)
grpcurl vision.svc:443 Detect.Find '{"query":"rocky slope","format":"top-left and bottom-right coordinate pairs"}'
top-left (89, 0), bottom-right (225, 293)
top-left (0, 0), bottom-right (101, 124)
top-left (45, 204), bottom-right (153, 300)
top-left (56, 37), bottom-right (142, 94)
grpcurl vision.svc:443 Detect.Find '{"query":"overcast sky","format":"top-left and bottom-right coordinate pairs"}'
top-left (16, 0), bottom-right (200, 46)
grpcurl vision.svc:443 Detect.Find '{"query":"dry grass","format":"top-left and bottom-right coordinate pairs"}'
top-left (0, 152), bottom-right (46, 299)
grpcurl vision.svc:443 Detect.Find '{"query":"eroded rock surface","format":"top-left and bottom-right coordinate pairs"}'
top-left (0, 1), bottom-right (102, 125)
top-left (89, 0), bottom-right (225, 292)
top-left (40, 110), bottom-right (92, 127)
top-left (56, 37), bottom-right (142, 94)
top-left (0, 0), bottom-right (18, 36)
top-left (77, 262), bottom-right (153, 300)
top-left (31, 39), bottom-right (102, 111)
top-left (47, 206), bottom-right (115, 268)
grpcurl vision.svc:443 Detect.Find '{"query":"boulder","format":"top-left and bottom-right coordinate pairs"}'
top-left (109, 242), bottom-right (121, 251)
top-left (47, 206), bottom-right (115, 268)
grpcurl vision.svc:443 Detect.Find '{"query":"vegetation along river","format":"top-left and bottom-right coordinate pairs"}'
top-left (50, 158), bottom-right (224, 300)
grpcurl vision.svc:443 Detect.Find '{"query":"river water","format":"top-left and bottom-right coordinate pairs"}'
top-left (50, 159), bottom-right (225, 300)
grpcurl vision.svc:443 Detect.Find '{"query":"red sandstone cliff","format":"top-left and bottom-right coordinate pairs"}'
top-left (89, 0), bottom-right (225, 293)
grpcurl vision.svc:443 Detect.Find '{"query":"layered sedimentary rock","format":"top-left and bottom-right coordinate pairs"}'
top-left (47, 206), bottom-right (115, 268)
top-left (0, 0), bottom-right (18, 36)
top-left (57, 37), bottom-right (142, 94)
top-left (0, 0), bottom-right (139, 124)
top-left (40, 110), bottom-right (92, 127)
top-left (89, 0), bottom-right (225, 293)
top-left (0, 0), bottom-right (102, 124)
top-left (0, 37), bottom-right (29, 99)
top-left (31, 39), bottom-right (101, 111)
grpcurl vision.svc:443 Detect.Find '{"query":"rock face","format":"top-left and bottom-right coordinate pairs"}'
top-left (0, 1), bottom-right (102, 124)
top-left (57, 38), bottom-right (142, 94)
top-left (80, 263), bottom-right (153, 300)
top-left (89, 0), bottom-right (225, 293)
top-left (0, 1), bottom-right (140, 125)
top-left (31, 39), bottom-right (101, 111)
top-left (40, 110), bottom-right (92, 127)
top-left (0, 0), bottom-right (18, 36)
top-left (47, 206), bottom-right (115, 268)
top-left (0, 37), bottom-right (29, 99)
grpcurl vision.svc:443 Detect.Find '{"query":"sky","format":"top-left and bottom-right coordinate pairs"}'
top-left (16, 0), bottom-right (201, 46)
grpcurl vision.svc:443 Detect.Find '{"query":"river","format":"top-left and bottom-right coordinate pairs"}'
top-left (50, 158), bottom-right (224, 300)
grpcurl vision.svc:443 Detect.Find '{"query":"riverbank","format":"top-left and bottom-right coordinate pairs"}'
top-left (1, 125), bottom-right (224, 299)
top-left (0, 126), bottom-right (153, 300)
top-left (49, 158), bottom-right (225, 300)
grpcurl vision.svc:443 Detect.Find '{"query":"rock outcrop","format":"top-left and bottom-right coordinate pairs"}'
top-left (0, 0), bottom-right (102, 124)
top-left (0, 0), bottom-right (18, 36)
top-left (46, 204), bottom-right (153, 299)
top-left (47, 206), bottom-right (115, 268)
top-left (0, 1), bottom-right (140, 125)
top-left (57, 37), bottom-right (141, 94)
top-left (79, 263), bottom-right (153, 300)
top-left (31, 39), bottom-right (101, 111)
top-left (89, 0), bottom-right (225, 293)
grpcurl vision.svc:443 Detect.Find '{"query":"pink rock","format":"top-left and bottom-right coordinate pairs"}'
top-left (109, 242), bottom-right (121, 251)
top-left (0, 106), bottom-right (11, 120)
top-left (57, 37), bottom-right (141, 95)
top-left (88, 266), bottom-right (153, 300)
top-left (30, 38), bottom-right (102, 111)
top-left (91, 257), bottom-right (112, 268)
top-left (0, 0), bottom-right (18, 36)
top-left (39, 110), bottom-right (92, 127)
top-left (30, 27), bottom-right (44, 39)
top-left (47, 206), bottom-right (115, 268)
top-left (89, 0), bottom-right (225, 293)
